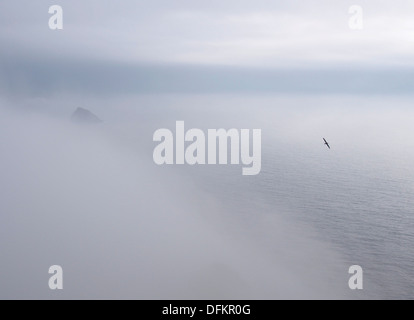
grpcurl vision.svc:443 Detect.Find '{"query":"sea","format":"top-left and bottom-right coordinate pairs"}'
top-left (1, 93), bottom-right (413, 299)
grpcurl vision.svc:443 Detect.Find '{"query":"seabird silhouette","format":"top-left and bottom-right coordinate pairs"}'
top-left (323, 138), bottom-right (331, 149)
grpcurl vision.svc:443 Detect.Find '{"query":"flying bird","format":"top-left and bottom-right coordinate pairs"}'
top-left (323, 138), bottom-right (331, 149)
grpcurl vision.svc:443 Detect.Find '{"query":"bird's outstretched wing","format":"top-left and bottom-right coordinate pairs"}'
top-left (323, 138), bottom-right (331, 149)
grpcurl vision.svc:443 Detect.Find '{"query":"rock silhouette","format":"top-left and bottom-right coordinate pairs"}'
top-left (71, 107), bottom-right (102, 124)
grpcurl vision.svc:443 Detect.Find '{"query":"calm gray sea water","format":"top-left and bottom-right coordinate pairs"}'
top-left (154, 94), bottom-right (414, 300)
top-left (1, 94), bottom-right (413, 299)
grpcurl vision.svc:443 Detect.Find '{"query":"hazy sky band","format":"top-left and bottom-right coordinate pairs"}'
top-left (1, 0), bottom-right (414, 96)
top-left (1, 56), bottom-right (414, 95)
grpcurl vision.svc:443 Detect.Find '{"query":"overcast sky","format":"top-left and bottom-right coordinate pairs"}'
top-left (1, 0), bottom-right (414, 95)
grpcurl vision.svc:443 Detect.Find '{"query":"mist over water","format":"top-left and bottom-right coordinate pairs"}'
top-left (1, 93), bottom-right (413, 299)
top-left (2, 0), bottom-right (414, 301)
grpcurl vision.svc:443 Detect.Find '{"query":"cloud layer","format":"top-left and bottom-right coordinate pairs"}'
top-left (1, 0), bottom-right (414, 67)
